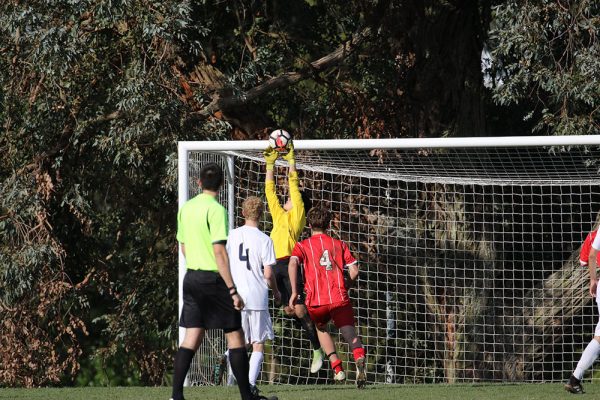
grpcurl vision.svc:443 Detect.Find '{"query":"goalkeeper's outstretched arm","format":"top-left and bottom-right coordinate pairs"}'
top-left (283, 142), bottom-right (296, 174)
top-left (264, 147), bottom-right (278, 183)
top-left (263, 147), bottom-right (284, 218)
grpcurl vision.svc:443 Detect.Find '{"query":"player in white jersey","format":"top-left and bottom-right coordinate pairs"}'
top-left (227, 196), bottom-right (281, 396)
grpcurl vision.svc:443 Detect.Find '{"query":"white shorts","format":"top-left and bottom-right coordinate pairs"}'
top-left (241, 309), bottom-right (274, 344)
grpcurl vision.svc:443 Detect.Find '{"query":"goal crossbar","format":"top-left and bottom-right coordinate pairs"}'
top-left (179, 135), bottom-right (600, 152)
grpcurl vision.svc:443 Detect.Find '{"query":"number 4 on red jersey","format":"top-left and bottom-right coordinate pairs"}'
top-left (291, 233), bottom-right (357, 306)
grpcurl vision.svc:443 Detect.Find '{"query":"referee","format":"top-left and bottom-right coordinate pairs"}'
top-left (171, 163), bottom-right (277, 400)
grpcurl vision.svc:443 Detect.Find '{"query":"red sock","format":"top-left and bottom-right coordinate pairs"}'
top-left (331, 359), bottom-right (343, 374)
top-left (352, 347), bottom-right (365, 361)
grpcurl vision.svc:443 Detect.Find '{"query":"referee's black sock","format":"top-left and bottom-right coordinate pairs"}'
top-left (299, 315), bottom-right (321, 350)
top-left (172, 346), bottom-right (195, 400)
top-left (229, 346), bottom-right (253, 400)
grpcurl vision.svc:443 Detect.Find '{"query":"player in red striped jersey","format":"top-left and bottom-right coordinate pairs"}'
top-left (578, 230), bottom-right (600, 268)
top-left (565, 229), bottom-right (600, 394)
top-left (288, 206), bottom-right (366, 388)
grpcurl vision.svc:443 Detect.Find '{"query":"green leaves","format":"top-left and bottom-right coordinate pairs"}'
top-left (490, 0), bottom-right (600, 136)
top-left (0, 0), bottom-right (200, 387)
top-left (1, 0), bottom-right (597, 388)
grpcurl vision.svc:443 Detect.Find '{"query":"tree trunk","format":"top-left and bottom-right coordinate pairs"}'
top-left (387, 1), bottom-right (489, 137)
top-left (416, 183), bottom-right (496, 382)
top-left (497, 250), bottom-right (591, 380)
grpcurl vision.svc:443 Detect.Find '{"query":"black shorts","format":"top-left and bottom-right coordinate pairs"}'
top-left (274, 258), bottom-right (306, 305)
top-left (180, 269), bottom-right (242, 331)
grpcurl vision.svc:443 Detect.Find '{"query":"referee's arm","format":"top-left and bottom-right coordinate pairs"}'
top-left (214, 243), bottom-right (235, 289)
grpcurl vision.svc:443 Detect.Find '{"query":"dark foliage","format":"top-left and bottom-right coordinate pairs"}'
top-left (0, 0), bottom-right (596, 386)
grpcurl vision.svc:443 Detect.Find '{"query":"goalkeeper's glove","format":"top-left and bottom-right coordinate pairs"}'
top-left (282, 142), bottom-right (295, 166)
top-left (263, 147), bottom-right (279, 170)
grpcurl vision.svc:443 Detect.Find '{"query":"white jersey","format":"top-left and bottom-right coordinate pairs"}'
top-left (592, 228), bottom-right (600, 251)
top-left (227, 225), bottom-right (276, 310)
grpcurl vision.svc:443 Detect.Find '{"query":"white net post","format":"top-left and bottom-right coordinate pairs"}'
top-left (178, 144), bottom-right (236, 386)
top-left (179, 136), bottom-right (600, 385)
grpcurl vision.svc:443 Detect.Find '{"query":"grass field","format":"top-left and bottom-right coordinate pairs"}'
top-left (0, 383), bottom-right (594, 400)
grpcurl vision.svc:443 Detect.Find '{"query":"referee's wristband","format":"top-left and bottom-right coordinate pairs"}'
top-left (228, 286), bottom-right (238, 296)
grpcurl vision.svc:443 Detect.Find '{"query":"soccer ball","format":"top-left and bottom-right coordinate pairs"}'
top-left (268, 129), bottom-right (292, 152)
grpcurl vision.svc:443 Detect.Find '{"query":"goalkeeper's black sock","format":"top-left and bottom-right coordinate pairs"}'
top-left (229, 346), bottom-right (253, 400)
top-left (299, 314), bottom-right (321, 350)
top-left (292, 317), bottom-right (303, 329)
top-left (172, 347), bottom-right (195, 400)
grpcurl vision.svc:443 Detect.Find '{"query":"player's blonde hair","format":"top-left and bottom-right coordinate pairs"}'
top-left (242, 196), bottom-right (264, 221)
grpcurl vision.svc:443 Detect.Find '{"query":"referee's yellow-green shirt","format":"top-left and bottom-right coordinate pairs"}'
top-left (265, 171), bottom-right (306, 259)
top-left (177, 193), bottom-right (228, 271)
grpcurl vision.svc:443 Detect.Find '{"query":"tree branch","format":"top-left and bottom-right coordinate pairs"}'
top-left (199, 28), bottom-right (371, 117)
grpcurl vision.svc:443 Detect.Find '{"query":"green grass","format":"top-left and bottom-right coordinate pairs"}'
top-left (0, 383), bottom-right (594, 400)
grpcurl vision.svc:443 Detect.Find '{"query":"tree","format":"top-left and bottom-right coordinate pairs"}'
top-left (0, 0), bottom-right (205, 386)
top-left (1, 0), bottom-right (595, 386)
top-left (177, 1), bottom-right (492, 139)
top-left (489, 0), bottom-right (599, 136)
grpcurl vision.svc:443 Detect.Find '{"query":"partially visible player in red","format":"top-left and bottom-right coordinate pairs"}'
top-left (565, 229), bottom-right (600, 394)
top-left (579, 230), bottom-right (600, 268)
top-left (288, 205), bottom-right (366, 388)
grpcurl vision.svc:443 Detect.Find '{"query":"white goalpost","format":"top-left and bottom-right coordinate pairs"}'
top-left (178, 135), bottom-right (600, 386)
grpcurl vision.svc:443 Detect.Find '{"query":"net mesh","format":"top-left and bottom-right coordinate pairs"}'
top-left (185, 145), bottom-right (600, 385)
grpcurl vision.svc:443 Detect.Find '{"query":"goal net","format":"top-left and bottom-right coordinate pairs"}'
top-left (178, 136), bottom-right (600, 385)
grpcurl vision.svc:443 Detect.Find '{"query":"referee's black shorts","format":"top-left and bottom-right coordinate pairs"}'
top-left (274, 258), bottom-right (306, 305)
top-left (180, 269), bottom-right (241, 332)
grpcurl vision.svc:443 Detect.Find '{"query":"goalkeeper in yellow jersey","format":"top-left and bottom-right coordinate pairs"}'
top-left (263, 143), bottom-right (326, 375)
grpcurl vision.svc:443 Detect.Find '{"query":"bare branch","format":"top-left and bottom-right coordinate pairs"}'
top-left (199, 28), bottom-right (372, 117)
